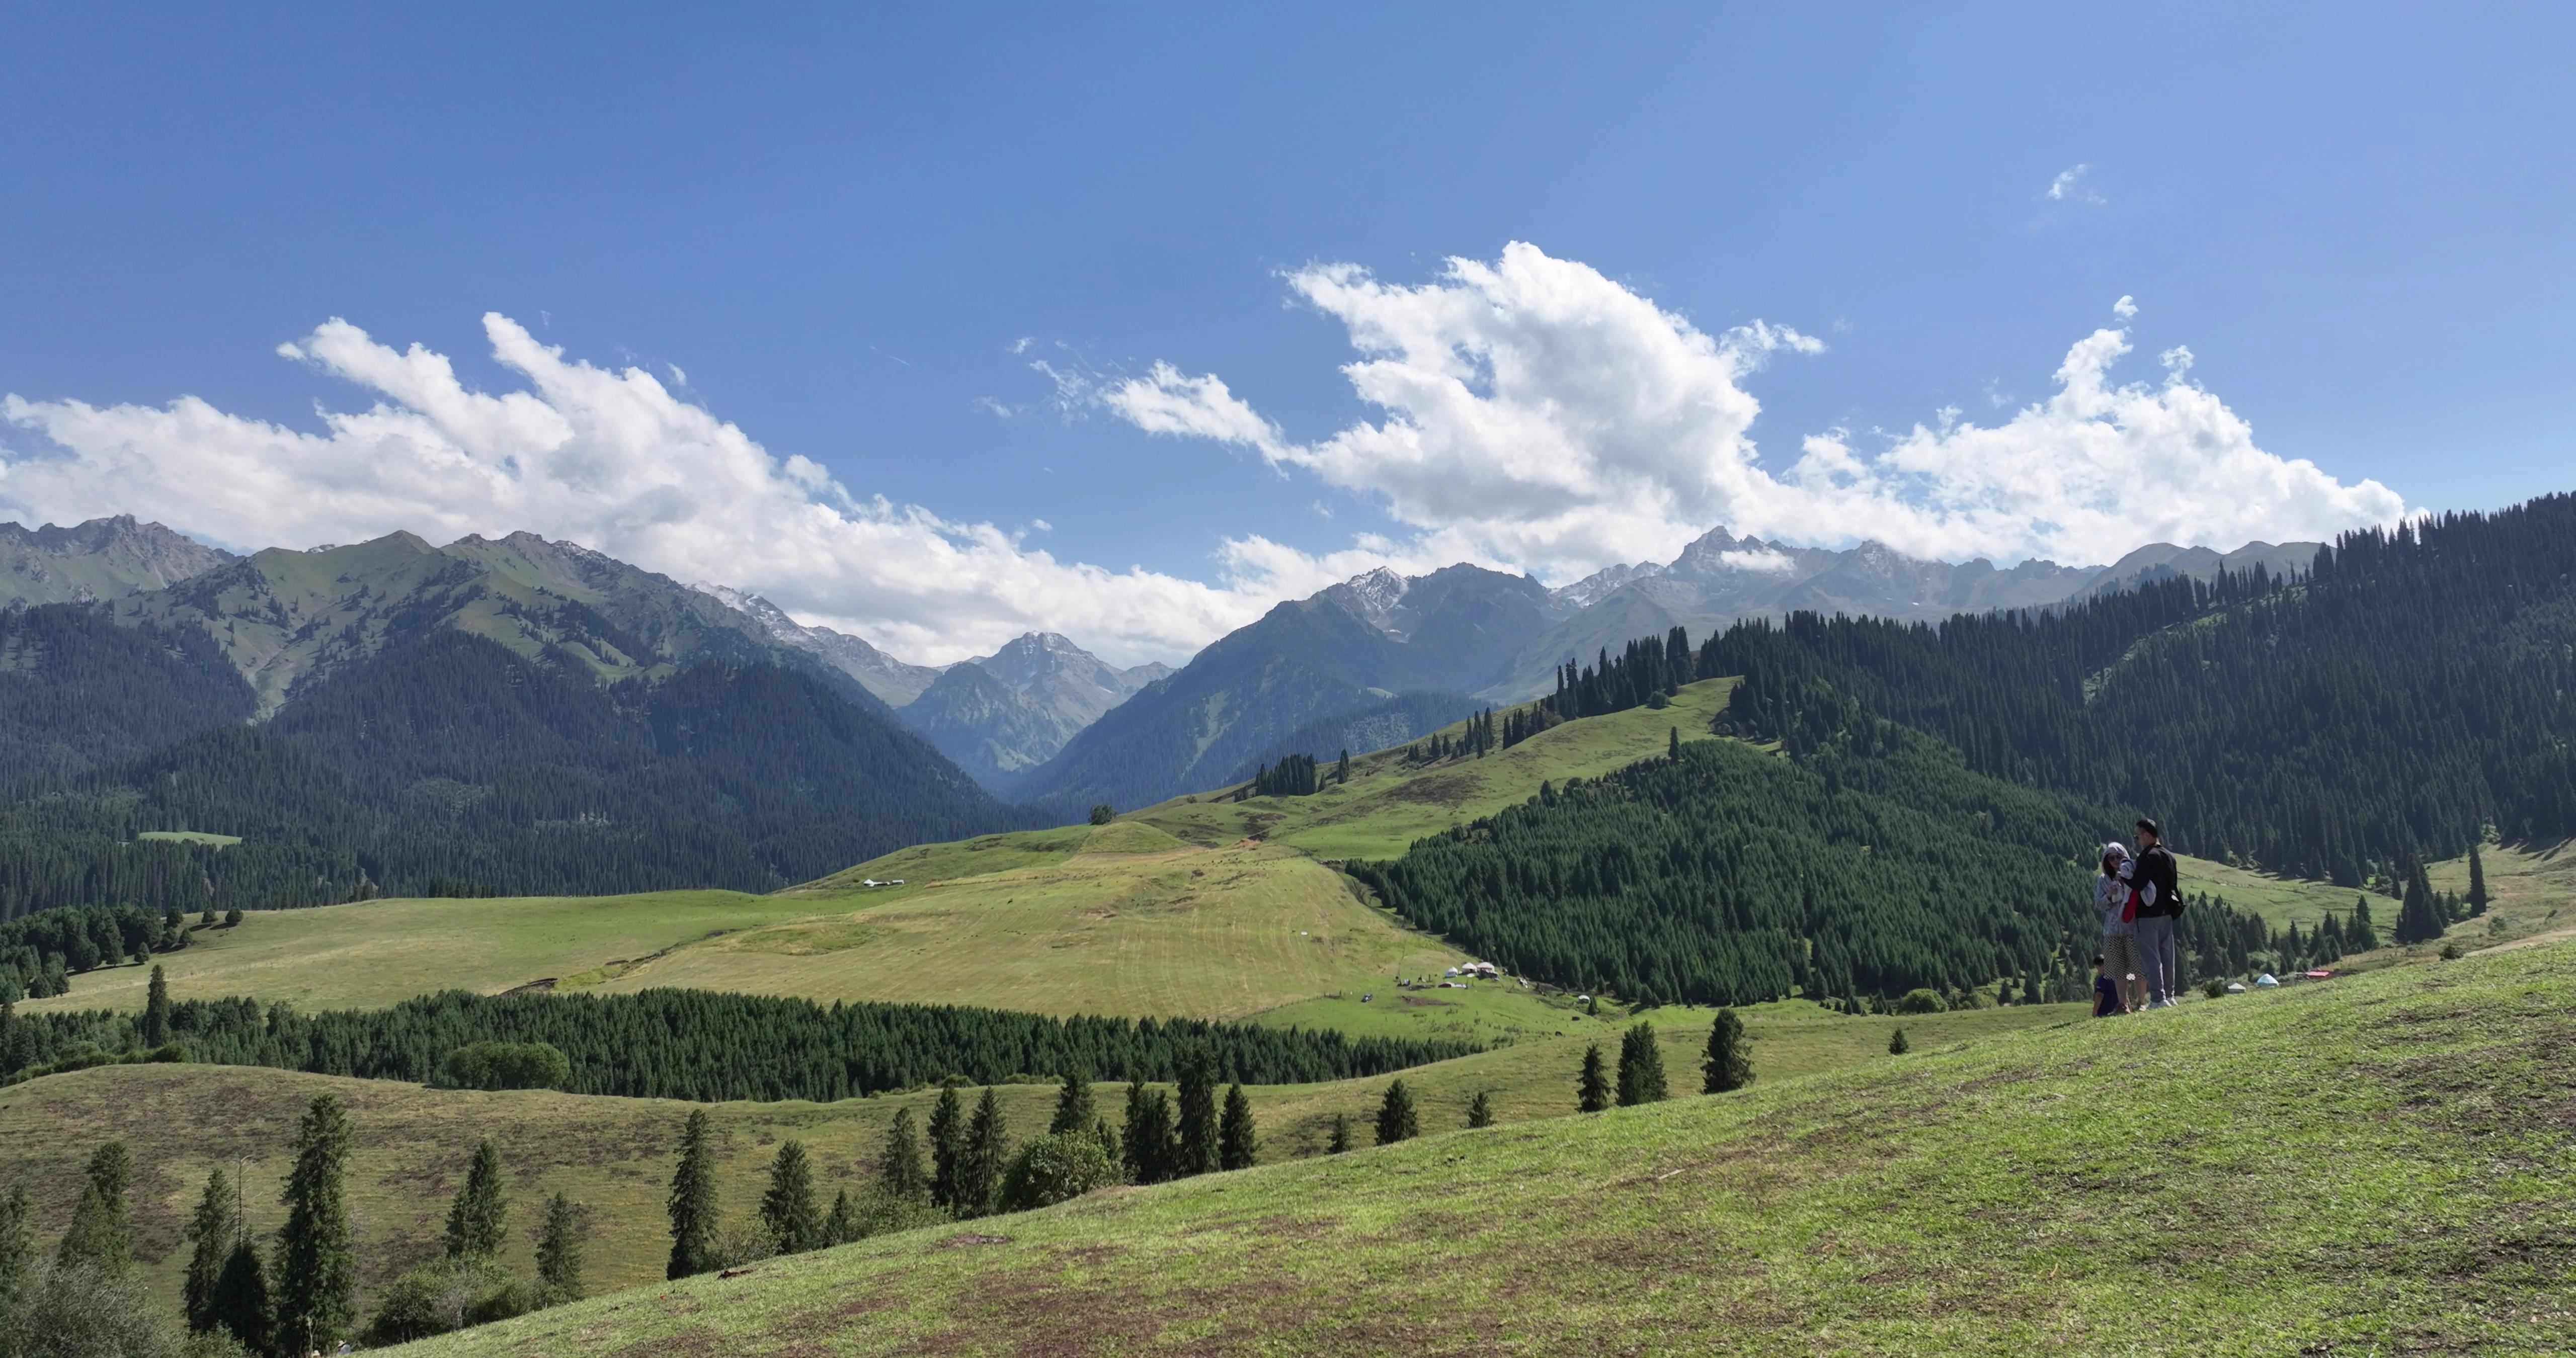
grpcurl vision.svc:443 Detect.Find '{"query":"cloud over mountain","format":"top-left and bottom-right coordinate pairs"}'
top-left (1106, 242), bottom-right (2406, 572)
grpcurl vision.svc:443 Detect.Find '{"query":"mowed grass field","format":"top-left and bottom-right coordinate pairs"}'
top-left (409, 939), bottom-right (2576, 1357)
top-left (1124, 677), bottom-right (1740, 862)
top-left (0, 1000), bottom-right (2068, 1319)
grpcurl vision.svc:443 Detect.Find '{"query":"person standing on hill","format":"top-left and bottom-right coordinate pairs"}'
top-left (2095, 843), bottom-right (2141, 1013)
top-left (2127, 819), bottom-right (2182, 1007)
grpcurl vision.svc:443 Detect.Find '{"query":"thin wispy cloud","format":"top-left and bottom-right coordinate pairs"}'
top-left (2046, 163), bottom-right (2105, 204)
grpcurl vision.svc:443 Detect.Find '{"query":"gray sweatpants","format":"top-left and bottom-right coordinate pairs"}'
top-left (2134, 915), bottom-right (2180, 1004)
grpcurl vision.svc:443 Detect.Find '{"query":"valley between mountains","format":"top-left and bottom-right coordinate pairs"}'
top-left (2, 495), bottom-right (2572, 1354)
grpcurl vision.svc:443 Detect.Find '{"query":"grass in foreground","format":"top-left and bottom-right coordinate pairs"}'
top-left (0, 1000), bottom-right (2060, 1318)
top-left (411, 938), bottom-right (2576, 1356)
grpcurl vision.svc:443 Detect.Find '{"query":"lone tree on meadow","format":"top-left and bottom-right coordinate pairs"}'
top-left (1089, 804), bottom-right (1115, 825)
top-left (1374, 1079), bottom-right (1420, 1146)
top-left (275, 1093), bottom-right (357, 1352)
top-left (1466, 1091), bottom-right (1494, 1128)
top-left (1218, 1083), bottom-right (1258, 1170)
top-left (536, 1191), bottom-right (585, 1300)
top-left (1577, 1044), bottom-right (1612, 1113)
top-left (142, 963), bottom-right (174, 1047)
top-left (1888, 1028), bottom-right (1911, 1055)
top-left (879, 1107), bottom-right (928, 1200)
top-left (1617, 1024), bottom-right (1667, 1106)
top-left (443, 1138), bottom-right (509, 1259)
top-left (2468, 843), bottom-right (2491, 915)
top-left (57, 1141), bottom-right (133, 1270)
top-left (1326, 1113), bottom-right (1353, 1154)
top-left (760, 1141), bottom-right (824, 1255)
top-left (666, 1109), bottom-right (720, 1280)
top-left (1702, 1008), bottom-right (1753, 1093)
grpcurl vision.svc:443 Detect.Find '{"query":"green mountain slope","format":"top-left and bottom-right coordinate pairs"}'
top-left (407, 938), bottom-right (2576, 1356)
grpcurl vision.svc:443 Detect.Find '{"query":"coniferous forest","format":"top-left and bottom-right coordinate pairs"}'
top-left (1, 988), bottom-right (1473, 1098)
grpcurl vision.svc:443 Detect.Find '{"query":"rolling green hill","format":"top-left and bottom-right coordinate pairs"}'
top-left (401, 935), bottom-right (2576, 1356)
top-left (0, 997), bottom-right (2067, 1319)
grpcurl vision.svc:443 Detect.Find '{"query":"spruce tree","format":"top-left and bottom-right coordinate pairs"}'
top-left (1049, 1068), bottom-right (1097, 1136)
top-left (958, 1088), bottom-right (1008, 1217)
top-left (1174, 1047), bottom-right (1219, 1177)
top-left (212, 1238), bottom-right (274, 1357)
top-left (142, 963), bottom-right (173, 1047)
top-left (1702, 1008), bottom-right (1752, 1093)
top-left (274, 1093), bottom-right (356, 1353)
top-left (822, 1189), bottom-right (858, 1248)
top-left (665, 1109), bottom-right (720, 1280)
top-left (183, 1168), bottom-right (238, 1332)
top-left (879, 1107), bottom-right (928, 1200)
top-left (1335, 749), bottom-right (1351, 785)
top-left (760, 1141), bottom-right (823, 1254)
top-left (2467, 843), bottom-right (2490, 915)
top-left (1218, 1084), bottom-right (1258, 1170)
top-left (443, 1138), bottom-right (508, 1259)
top-left (1374, 1080), bottom-right (1419, 1146)
top-left (57, 1141), bottom-right (132, 1270)
top-left (2395, 862), bottom-right (2444, 945)
top-left (1123, 1086), bottom-right (1175, 1183)
top-left (2349, 895), bottom-right (2382, 951)
top-left (536, 1191), bottom-right (584, 1300)
top-left (1617, 1024), bottom-right (1668, 1105)
top-left (1577, 1043), bottom-right (1611, 1113)
top-left (1466, 1091), bottom-right (1494, 1128)
top-left (1326, 1113), bottom-right (1352, 1154)
top-left (1889, 1028), bottom-right (1910, 1055)
top-left (1669, 727), bottom-right (1681, 762)
top-left (0, 1185), bottom-right (29, 1320)
top-left (927, 1086), bottom-right (967, 1209)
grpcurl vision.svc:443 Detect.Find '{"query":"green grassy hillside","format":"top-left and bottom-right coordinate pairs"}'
top-left (1126, 677), bottom-right (1738, 861)
top-left (0, 1000), bottom-right (2058, 1317)
top-left (413, 939), bottom-right (2576, 1356)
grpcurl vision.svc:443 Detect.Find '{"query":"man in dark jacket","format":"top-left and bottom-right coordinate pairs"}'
top-left (2128, 818), bottom-right (2182, 1006)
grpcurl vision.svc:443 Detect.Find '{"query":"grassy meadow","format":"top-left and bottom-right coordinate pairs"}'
top-left (399, 936), bottom-right (2576, 1356)
top-left (0, 999), bottom-right (2066, 1318)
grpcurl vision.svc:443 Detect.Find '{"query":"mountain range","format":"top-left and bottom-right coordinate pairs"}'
top-left (0, 513), bottom-right (2326, 827)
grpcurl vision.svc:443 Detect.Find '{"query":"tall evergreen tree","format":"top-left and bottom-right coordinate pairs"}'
top-left (2395, 862), bottom-right (2445, 945)
top-left (2467, 843), bottom-right (2491, 915)
top-left (1335, 749), bottom-right (1351, 785)
top-left (0, 1185), bottom-right (29, 1321)
top-left (1577, 1044), bottom-right (1611, 1113)
top-left (1218, 1084), bottom-right (1258, 1170)
top-left (1465, 1090), bottom-right (1494, 1128)
top-left (443, 1138), bottom-right (509, 1259)
top-left (1669, 727), bottom-right (1682, 762)
top-left (1174, 1047), bottom-right (1220, 1177)
top-left (958, 1088), bottom-right (1009, 1217)
top-left (536, 1191), bottom-right (584, 1300)
top-left (928, 1086), bottom-right (968, 1210)
top-left (1048, 1068), bottom-right (1096, 1136)
top-left (879, 1107), bottom-right (929, 1200)
top-left (1374, 1079), bottom-right (1420, 1146)
top-left (273, 1093), bottom-right (356, 1354)
top-left (1702, 1008), bottom-right (1753, 1093)
top-left (822, 1190), bottom-right (859, 1248)
top-left (2350, 895), bottom-right (2382, 951)
top-left (1122, 1085), bottom-right (1175, 1183)
top-left (142, 963), bottom-right (173, 1047)
top-left (56, 1141), bottom-right (132, 1270)
top-left (212, 1238), bottom-right (274, 1358)
top-left (183, 1167), bottom-right (238, 1332)
top-left (1326, 1113), bottom-right (1353, 1154)
top-left (759, 1141), bottom-right (823, 1255)
top-left (1617, 1024), bottom-right (1668, 1105)
top-left (665, 1109), bottom-right (720, 1280)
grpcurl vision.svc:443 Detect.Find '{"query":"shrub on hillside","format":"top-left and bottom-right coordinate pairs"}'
top-left (444, 1041), bottom-right (571, 1090)
top-left (364, 1257), bottom-right (538, 1345)
top-left (1895, 989), bottom-right (1947, 1015)
top-left (1000, 1132), bottom-right (1120, 1211)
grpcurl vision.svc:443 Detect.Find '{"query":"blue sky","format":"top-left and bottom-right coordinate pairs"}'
top-left (2, 5), bottom-right (2568, 662)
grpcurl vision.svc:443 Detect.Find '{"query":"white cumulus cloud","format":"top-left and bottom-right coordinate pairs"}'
top-left (1104, 242), bottom-right (2406, 572)
top-left (0, 314), bottom-right (1383, 666)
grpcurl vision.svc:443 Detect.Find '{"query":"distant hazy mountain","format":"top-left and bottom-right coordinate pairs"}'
top-left (900, 632), bottom-right (1168, 793)
top-left (1010, 564), bottom-right (1551, 815)
top-left (2, 515), bottom-right (234, 607)
top-left (2070, 540), bottom-right (2322, 601)
top-left (697, 584), bottom-right (948, 707)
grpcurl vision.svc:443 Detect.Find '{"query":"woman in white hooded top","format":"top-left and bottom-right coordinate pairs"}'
top-left (2095, 842), bottom-right (2144, 1013)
